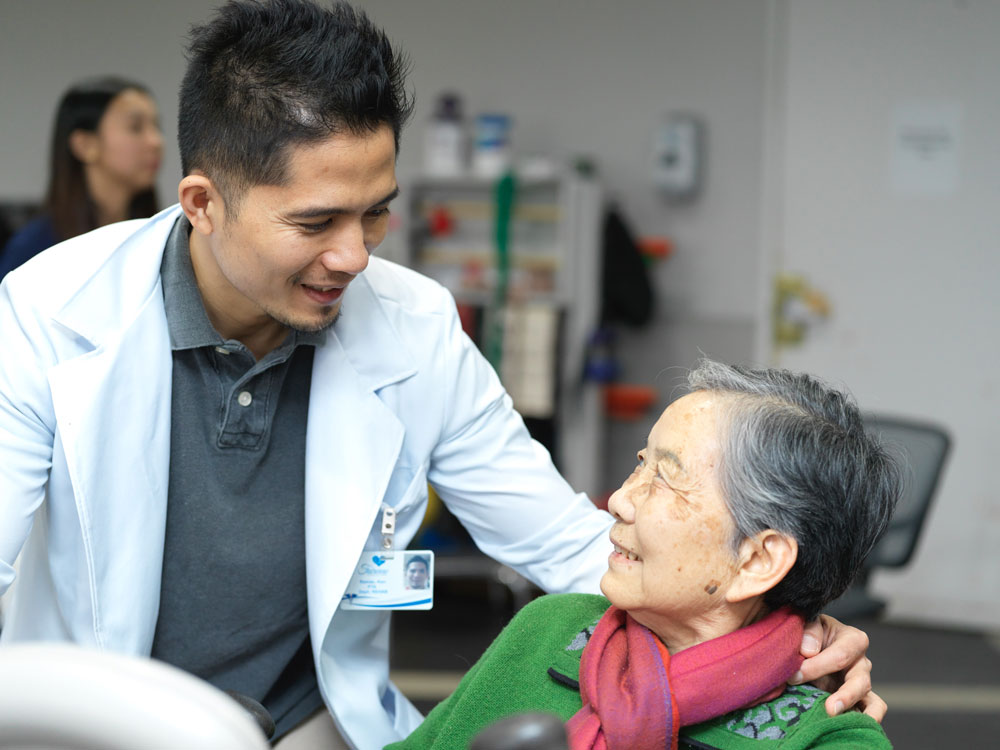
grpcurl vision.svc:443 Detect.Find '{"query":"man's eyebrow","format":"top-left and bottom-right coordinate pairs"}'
top-left (372, 186), bottom-right (401, 206)
top-left (652, 447), bottom-right (684, 473)
top-left (286, 186), bottom-right (400, 220)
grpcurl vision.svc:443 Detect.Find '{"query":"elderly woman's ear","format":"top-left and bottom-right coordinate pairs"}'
top-left (724, 531), bottom-right (798, 604)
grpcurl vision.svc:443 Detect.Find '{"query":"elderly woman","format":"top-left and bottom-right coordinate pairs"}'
top-left (390, 361), bottom-right (899, 750)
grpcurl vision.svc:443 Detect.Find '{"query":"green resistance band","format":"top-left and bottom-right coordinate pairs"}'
top-left (485, 171), bottom-right (516, 373)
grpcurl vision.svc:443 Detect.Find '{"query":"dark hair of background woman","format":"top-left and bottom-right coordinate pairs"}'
top-left (46, 76), bottom-right (159, 242)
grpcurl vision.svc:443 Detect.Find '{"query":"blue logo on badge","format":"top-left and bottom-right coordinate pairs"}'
top-left (372, 555), bottom-right (387, 566)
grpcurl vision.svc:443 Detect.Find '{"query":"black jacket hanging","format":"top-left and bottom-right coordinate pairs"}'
top-left (600, 205), bottom-right (654, 327)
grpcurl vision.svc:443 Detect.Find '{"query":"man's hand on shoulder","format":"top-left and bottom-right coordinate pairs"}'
top-left (790, 614), bottom-right (887, 722)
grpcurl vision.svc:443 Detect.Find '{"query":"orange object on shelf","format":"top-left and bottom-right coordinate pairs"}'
top-left (428, 205), bottom-right (455, 237)
top-left (603, 384), bottom-right (658, 420)
top-left (637, 236), bottom-right (673, 259)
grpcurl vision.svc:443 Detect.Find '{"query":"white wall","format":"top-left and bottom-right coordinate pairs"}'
top-left (767, 0), bottom-right (1000, 630)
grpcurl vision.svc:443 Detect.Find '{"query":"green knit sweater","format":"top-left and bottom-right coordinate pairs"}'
top-left (387, 594), bottom-right (891, 750)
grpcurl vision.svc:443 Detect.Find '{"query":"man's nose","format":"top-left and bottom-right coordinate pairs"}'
top-left (320, 223), bottom-right (370, 275)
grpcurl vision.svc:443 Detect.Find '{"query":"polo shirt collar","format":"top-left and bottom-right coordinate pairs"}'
top-left (160, 217), bottom-right (325, 353)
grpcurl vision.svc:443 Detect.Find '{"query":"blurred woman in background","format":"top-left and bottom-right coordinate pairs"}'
top-left (0, 76), bottom-right (162, 279)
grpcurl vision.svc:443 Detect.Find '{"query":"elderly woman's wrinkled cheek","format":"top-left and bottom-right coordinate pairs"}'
top-left (667, 498), bottom-right (693, 523)
top-left (689, 515), bottom-right (739, 595)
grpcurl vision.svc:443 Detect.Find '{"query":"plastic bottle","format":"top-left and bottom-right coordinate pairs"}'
top-left (472, 113), bottom-right (512, 178)
top-left (424, 92), bottom-right (466, 177)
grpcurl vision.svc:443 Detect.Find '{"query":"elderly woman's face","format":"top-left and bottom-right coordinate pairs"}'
top-left (600, 392), bottom-right (740, 645)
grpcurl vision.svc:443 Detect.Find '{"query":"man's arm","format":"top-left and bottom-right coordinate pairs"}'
top-left (424, 296), bottom-right (612, 595)
top-left (0, 279), bottom-right (58, 597)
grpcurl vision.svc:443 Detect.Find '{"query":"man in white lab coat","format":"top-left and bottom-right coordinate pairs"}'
top-left (0, 1), bottom-right (883, 748)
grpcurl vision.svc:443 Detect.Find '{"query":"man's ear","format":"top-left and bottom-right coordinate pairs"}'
top-left (178, 172), bottom-right (222, 237)
top-left (69, 129), bottom-right (99, 164)
top-left (725, 530), bottom-right (798, 604)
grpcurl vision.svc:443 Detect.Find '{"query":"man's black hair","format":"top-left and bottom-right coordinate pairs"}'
top-left (178, 0), bottom-right (413, 211)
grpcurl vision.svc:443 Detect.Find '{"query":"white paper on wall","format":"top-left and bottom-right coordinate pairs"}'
top-left (890, 101), bottom-right (963, 196)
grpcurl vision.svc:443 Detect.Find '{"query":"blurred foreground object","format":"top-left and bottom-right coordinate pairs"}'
top-left (0, 642), bottom-right (270, 749)
top-left (469, 712), bottom-right (569, 750)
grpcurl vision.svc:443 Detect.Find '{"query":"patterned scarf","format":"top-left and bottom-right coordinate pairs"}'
top-left (565, 606), bottom-right (805, 750)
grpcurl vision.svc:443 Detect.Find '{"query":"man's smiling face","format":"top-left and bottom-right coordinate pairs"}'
top-left (189, 124), bottom-right (398, 339)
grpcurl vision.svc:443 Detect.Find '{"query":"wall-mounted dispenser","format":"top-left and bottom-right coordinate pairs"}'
top-left (652, 113), bottom-right (703, 199)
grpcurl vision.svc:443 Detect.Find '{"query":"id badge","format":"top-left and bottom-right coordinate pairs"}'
top-left (340, 550), bottom-right (435, 610)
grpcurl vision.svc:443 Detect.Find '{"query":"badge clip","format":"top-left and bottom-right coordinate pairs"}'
top-left (380, 504), bottom-right (396, 559)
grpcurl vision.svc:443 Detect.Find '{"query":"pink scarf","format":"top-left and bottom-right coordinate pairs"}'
top-left (565, 606), bottom-right (805, 750)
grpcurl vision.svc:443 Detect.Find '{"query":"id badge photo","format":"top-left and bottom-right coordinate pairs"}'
top-left (341, 505), bottom-right (435, 611)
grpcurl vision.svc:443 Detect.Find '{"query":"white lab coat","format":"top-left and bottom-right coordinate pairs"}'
top-left (0, 205), bottom-right (614, 748)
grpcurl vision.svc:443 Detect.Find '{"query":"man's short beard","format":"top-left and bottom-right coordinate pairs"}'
top-left (269, 305), bottom-right (341, 334)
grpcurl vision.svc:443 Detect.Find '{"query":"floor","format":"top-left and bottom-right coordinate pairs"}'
top-left (390, 571), bottom-right (1000, 749)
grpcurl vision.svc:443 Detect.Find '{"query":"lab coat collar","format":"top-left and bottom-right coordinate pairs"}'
top-left (303, 261), bottom-right (417, 660)
top-left (43, 210), bottom-right (178, 650)
top-left (51, 205), bottom-right (182, 348)
top-left (326, 263), bottom-right (418, 392)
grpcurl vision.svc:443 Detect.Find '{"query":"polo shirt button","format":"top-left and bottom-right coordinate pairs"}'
top-left (237, 391), bottom-right (253, 407)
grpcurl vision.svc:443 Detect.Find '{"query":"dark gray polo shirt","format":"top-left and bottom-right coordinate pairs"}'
top-left (150, 217), bottom-right (325, 738)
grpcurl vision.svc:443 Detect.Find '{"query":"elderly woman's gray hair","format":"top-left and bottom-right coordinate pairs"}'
top-left (688, 360), bottom-right (901, 620)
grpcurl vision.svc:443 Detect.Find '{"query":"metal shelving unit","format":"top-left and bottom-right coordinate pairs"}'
top-left (407, 171), bottom-right (605, 496)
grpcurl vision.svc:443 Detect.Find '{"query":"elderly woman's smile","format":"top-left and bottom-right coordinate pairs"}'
top-left (611, 543), bottom-right (640, 561)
